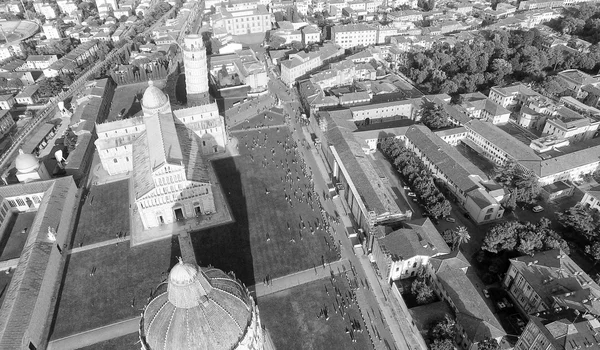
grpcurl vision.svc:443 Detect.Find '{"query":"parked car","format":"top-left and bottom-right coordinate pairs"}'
top-left (483, 289), bottom-right (490, 298)
top-left (407, 192), bottom-right (416, 197)
top-left (532, 205), bottom-right (544, 213)
top-left (444, 216), bottom-right (456, 223)
top-left (412, 198), bottom-right (418, 203)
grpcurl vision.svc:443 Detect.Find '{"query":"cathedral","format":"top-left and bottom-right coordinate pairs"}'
top-left (95, 35), bottom-right (227, 229)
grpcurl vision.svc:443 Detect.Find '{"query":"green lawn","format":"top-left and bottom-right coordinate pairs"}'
top-left (50, 237), bottom-right (179, 340)
top-left (107, 81), bottom-right (165, 122)
top-left (258, 276), bottom-right (372, 350)
top-left (73, 180), bottom-right (130, 247)
top-left (191, 128), bottom-right (339, 286)
top-left (78, 333), bottom-right (140, 350)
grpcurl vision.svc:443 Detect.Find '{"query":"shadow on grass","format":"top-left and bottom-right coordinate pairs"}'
top-left (189, 157), bottom-right (255, 286)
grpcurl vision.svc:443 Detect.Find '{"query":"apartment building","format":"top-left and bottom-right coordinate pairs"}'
top-left (404, 125), bottom-right (505, 224)
top-left (503, 249), bottom-right (600, 316)
top-left (34, 3), bottom-right (57, 19)
top-left (42, 22), bottom-right (63, 40)
top-left (580, 186), bottom-right (600, 211)
top-left (488, 83), bottom-right (541, 110)
top-left (221, 5), bottom-right (271, 36)
top-left (542, 106), bottom-right (600, 142)
top-left (428, 252), bottom-right (506, 350)
top-left (24, 55), bottom-right (59, 70)
top-left (350, 99), bottom-right (421, 122)
top-left (459, 92), bottom-right (511, 124)
top-left (280, 43), bottom-right (344, 86)
top-left (0, 110), bottom-right (15, 139)
top-left (373, 218), bottom-right (450, 283)
top-left (302, 25), bottom-right (321, 45)
top-left (515, 308), bottom-right (600, 350)
top-left (0, 95), bottom-right (15, 110)
top-left (464, 119), bottom-right (600, 186)
top-left (15, 85), bottom-right (40, 105)
top-left (331, 23), bottom-right (377, 49)
top-left (556, 69), bottom-right (600, 99)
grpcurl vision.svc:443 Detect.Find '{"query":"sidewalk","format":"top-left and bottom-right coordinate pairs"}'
top-left (47, 317), bottom-right (140, 350)
top-left (250, 259), bottom-right (348, 297)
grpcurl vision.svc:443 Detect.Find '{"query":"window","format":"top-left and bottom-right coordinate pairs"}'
top-left (113, 159), bottom-right (117, 163)
top-left (484, 214), bottom-right (491, 221)
top-left (16, 198), bottom-right (25, 206)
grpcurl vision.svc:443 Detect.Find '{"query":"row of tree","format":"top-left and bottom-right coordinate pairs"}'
top-left (403, 27), bottom-right (600, 95)
top-left (380, 138), bottom-right (452, 218)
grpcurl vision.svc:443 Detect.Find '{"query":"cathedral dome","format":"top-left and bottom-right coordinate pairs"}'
top-left (142, 81), bottom-right (169, 110)
top-left (140, 260), bottom-right (254, 350)
top-left (15, 152), bottom-right (39, 173)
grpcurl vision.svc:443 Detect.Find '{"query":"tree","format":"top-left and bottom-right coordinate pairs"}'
top-left (411, 278), bottom-right (435, 305)
top-left (430, 315), bottom-right (456, 340)
top-left (494, 159), bottom-right (540, 208)
top-left (419, 103), bottom-right (452, 130)
top-left (482, 221), bottom-right (520, 253)
top-left (478, 338), bottom-right (501, 350)
top-left (557, 204), bottom-right (600, 240)
top-left (453, 226), bottom-right (470, 251)
top-left (586, 241), bottom-right (600, 262)
top-left (430, 339), bottom-right (454, 350)
top-left (290, 41), bottom-right (304, 51)
top-left (268, 35), bottom-right (286, 49)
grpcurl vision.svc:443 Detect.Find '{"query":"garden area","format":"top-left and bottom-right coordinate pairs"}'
top-left (72, 179), bottom-right (130, 247)
top-left (258, 275), bottom-right (371, 350)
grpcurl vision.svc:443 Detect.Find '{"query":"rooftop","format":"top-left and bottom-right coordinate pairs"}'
top-left (378, 218), bottom-right (450, 261)
top-left (510, 249), bottom-right (600, 315)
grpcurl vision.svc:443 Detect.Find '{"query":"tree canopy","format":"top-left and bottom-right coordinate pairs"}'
top-left (403, 28), bottom-right (600, 95)
top-left (494, 159), bottom-right (540, 209)
top-left (420, 102), bottom-right (453, 130)
top-left (557, 204), bottom-right (600, 241)
top-left (482, 218), bottom-right (569, 255)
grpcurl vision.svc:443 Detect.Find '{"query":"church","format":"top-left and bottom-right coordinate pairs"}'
top-left (95, 35), bottom-right (227, 229)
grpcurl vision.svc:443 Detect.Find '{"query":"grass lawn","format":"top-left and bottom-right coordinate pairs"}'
top-left (258, 276), bottom-right (372, 350)
top-left (73, 180), bottom-right (130, 247)
top-left (0, 211), bottom-right (36, 261)
top-left (107, 81), bottom-right (166, 122)
top-left (49, 237), bottom-right (180, 340)
top-left (191, 128), bottom-right (339, 286)
top-left (78, 333), bottom-right (140, 350)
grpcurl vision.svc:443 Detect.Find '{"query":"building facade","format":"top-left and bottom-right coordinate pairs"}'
top-left (331, 23), bottom-right (377, 49)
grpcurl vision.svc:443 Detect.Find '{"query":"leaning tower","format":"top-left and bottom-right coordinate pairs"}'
top-left (182, 34), bottom-right (210, 105)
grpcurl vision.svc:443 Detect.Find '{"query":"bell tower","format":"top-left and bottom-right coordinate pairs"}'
top-left (182, 34), bottom-right (210, 105)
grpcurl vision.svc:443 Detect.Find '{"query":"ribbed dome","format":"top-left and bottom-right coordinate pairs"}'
top-left (15, 152), bottom-right (39, 173)
top-left (142, 81), bottom-right (168, 110)
top-left (141, 262), bottom-right (253, 350)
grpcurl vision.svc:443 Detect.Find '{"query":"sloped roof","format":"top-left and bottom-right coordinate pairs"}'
top-left (0, 178), bottom-right (77, 349)
top-left (510, 249), bottom-right (600, 314)
top-left (405, 125), bottom-right (486, 193)
top-left (378, 218), bottom-right (450, 260)
top-left (433, 253), bottom-right (506, 342)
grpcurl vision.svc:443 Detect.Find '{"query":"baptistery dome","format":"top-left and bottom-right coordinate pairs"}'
top-left (140, 260), bottom-right (267, 350)
top-left (15, 152), bottom-right (39, 173)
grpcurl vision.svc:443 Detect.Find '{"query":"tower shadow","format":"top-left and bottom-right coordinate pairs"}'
top-left (188, 157), bottom-right (255, 286)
